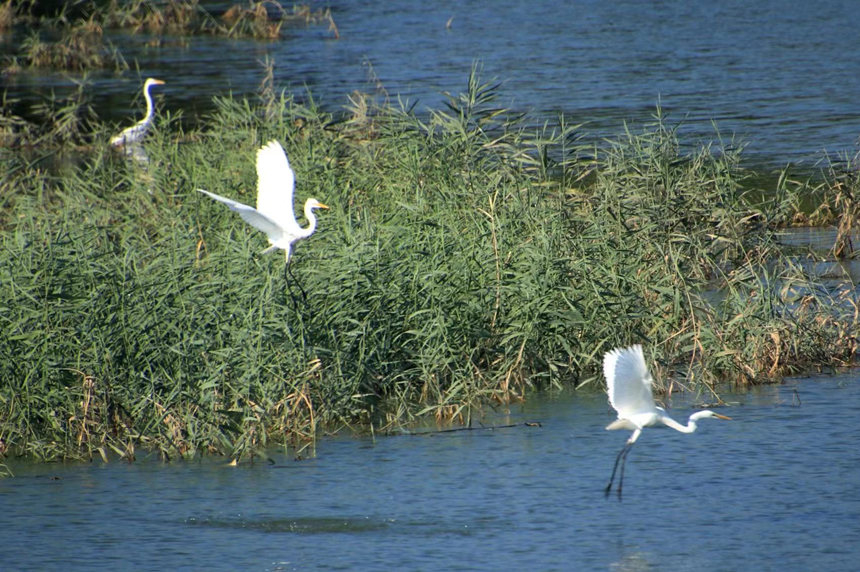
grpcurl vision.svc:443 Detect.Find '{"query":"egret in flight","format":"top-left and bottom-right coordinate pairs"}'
top-left (110, 78), bottom-right (166, 147)
top-left (197, 140), bottom-right (329, 263)
top-left (603, 344), bottom-right (731, 499)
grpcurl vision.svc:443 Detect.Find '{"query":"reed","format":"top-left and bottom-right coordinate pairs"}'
top-left (0, 69), bottom-right (855, 462)
top-left (3, 0), bottom-right (332, 78)
top-left (0, 0), bottom-right (15, 30)
top-left (96, 0), bottom-right (326, 38)
top-left (19, 19), bottom-right (126, 71)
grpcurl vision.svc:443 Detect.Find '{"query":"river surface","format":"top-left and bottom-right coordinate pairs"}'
top-left (3, 0), bottom-right (860, 168)
top-left (2, 373), bottom-right (860, 571)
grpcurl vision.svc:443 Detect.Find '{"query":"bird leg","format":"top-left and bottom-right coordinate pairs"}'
top-left (605, 441), bottom-right (634, 500)
top-left (283, 261), bottom-right (310, 312)
top-left (616, 443), bottom-right (633, 500)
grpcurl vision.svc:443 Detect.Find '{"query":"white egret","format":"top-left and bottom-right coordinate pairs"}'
top-left (603, 344), bottom-right (731, 499)
top-left (197, 140), bottom-right (329, 263)
top-left (110, 78), bottom-right (166, 147)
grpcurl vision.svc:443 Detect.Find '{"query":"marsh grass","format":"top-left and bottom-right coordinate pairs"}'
top-left (808, 152), bottom-right (860, 259)
top-left (19, 19), bottom-right (126, 71)
top-left (102, 0), bottom-right (210, 35)
top-left (85, 0), bottom-right (328, 39)
top-left (0, 76), bottom-right (101, 148)
top-left (3, 1), bottom-right (330, 75)
top-left (0, 69), bottom-right (856, 462)
top-left (0, 0), bottom-right (15, 30)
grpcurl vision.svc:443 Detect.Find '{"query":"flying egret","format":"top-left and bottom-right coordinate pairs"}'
top-left (197, 140), bottom-right (329, 263)
top-left (603, 344), bottom-right (731, 499)
top-left (110, 78), bottom-right (166, 147)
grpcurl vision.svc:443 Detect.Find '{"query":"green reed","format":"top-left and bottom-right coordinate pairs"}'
top-left (0, 69), bottom-right (856, 462)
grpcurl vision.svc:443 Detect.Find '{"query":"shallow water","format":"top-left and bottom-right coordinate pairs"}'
top-left (4, 0), bottom-right (860, 167)
top-left (3, 373), bottom-right (860, 571)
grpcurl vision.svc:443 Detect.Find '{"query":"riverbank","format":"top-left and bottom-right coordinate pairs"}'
top-left (1, 68), bottom-right (857, 462)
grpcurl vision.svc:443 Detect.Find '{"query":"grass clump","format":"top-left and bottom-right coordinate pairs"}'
top-left (0, 68), bottom-right (856, 462)
top-left (0, 76), bottom-right (101, 148)
top-left (19, 18), bottom-right (126, 71)
top-left (2, 1), bottom-right (333, 75)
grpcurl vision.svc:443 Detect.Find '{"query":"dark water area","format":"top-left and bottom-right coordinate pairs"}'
top-left (2, 374), bottom-right (860, 570)
top-left (4, 0), bottom-right (860, 170)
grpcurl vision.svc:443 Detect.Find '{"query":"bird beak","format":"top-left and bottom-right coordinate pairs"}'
top-left (713, 413), bottom-right (732, 420)
top-left (153, 79), bottom-right (166, 85)
top-left (318, 202), bottom-right (330, 209)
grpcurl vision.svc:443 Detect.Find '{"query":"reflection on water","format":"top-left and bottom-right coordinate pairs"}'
top-left (4, 0), bottom-right (860, 167)
top-left (2, 373), bottom-right (860, 571)
top-left (188, 515), bottom-right (393, 534)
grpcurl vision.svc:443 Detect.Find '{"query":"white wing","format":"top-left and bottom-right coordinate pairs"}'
top-left (197, 189), bottom-right (284, 241)
top-left (255, 140), bottom-right (300, 235)
top-left (603, 345), bottom-right (656, 418)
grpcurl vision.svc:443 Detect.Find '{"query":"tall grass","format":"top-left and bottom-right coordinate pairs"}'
top-left (0, 69), bottom-right (856, 462)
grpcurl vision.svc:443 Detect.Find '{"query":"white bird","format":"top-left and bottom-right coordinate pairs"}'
top-left (110, 78), bottom-right (166, 147)
top-left (197, 140), bottom-right (329, 262)
top-left (603, 344), bottom-right (731, 499)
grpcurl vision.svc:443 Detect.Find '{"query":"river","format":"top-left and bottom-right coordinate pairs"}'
top-left (2, 374), bottom-right (859, 570)
top-left (3, 0), bottom-right (860, 168)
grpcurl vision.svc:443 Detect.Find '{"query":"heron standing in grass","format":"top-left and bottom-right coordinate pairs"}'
top-left (110, 78), bottom-right (166, 147)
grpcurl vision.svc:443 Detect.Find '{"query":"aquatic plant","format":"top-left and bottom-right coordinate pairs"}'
top-left (809, 152), bottom-right (859, 259)
top-left (95, 0), bottom-right (330, 38)
top-left (29, 76), bottom-right (100, 145)
top-left (0, 0), bottom-right (16, 30)
top-left (220, 2), bottom-right (283, 39)
top-left (102, 0), bottom-right (210, 35)
top-left (0, 93), bottom-right (33, 148)
top-left (0, 69), bottom-right (855, 462)
top-left (19, 19), bottom-right (126, 71)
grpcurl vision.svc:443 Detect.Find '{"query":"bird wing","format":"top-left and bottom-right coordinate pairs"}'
top-left (255, 140), bottom-right (301, 235)
top-left (603, 345), bottom-right (656, 418)
top-left (197, 189), bottom-right (284, 241)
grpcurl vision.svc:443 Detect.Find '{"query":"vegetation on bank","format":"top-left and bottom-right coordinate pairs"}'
top-left (0, 66), bottom-right (857, 463)
top-left (1, 0), bottom-right (336, 74)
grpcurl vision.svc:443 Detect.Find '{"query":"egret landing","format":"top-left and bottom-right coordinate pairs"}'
top-left (602, 345), bottom-right (731, 500)
top-left (197, 140), bottom-right (329, 263)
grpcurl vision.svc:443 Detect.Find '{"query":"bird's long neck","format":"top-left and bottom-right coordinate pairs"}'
top-left (659, 414), bottom-right (699, 434)
top-left (300, 201), bottom-right (318, 238)
top-left (142, 84), bottom-right (156, 122)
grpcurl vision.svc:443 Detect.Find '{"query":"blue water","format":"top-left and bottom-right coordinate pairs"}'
top-left (4, 0), bottom-right (860, 167)
top-left (2, 374), bottom-right (859, 571)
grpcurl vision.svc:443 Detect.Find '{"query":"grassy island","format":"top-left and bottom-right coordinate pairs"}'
top-left (1, 54), bottom-right (857, 462)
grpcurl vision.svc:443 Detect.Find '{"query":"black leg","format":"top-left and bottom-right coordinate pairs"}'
top-left (617, 445), bottom-right (633, 500)
top-left (286, 261), bottom-right (308, 302)
top-left (605, 442), bottom-right (633, 500)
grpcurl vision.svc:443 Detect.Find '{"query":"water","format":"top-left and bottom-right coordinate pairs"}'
top-left (3, 373), bottom-right (860, 571)
top-left (4, 0), bottom-right (860, 167)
